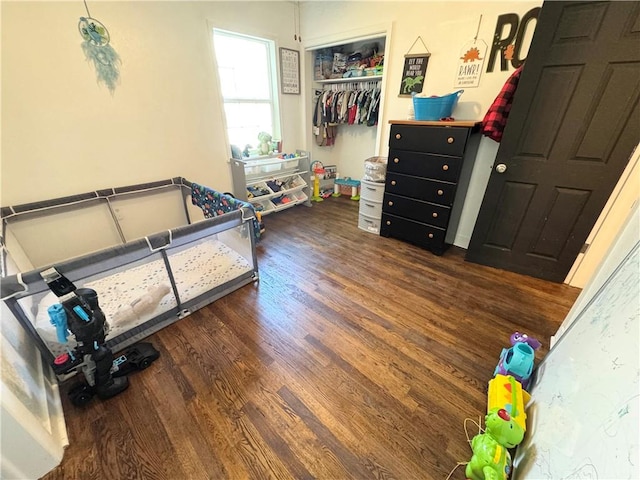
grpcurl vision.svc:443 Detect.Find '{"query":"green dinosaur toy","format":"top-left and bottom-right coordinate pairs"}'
top-left (465, 408), bottom-right (525, 480)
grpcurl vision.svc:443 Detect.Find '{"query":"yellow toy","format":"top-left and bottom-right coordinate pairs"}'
top-left (311, 166), bottom-right (325, 202)
top-left (487, 374), bottom-right (530, 432)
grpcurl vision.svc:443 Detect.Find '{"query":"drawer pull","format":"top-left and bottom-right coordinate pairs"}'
top-left (442, 165), bottom-right (449, 171)
top-left (388, 201), bottom-right (394, 206)
top-left (391, 180), bottom-right (397, 186)
top-left (366, 187), bottom-right (376, 191)
top-left (386, 220), bottom-right (391, 225)
top-left (447, 137), bottom-right (454, 144)
top-left (395, 133), bottom-right (402, 140)
top-left (432, 212), bottom-right (438, 218)
top-left (428, 233), bottom-right (434, 239)
top-left (365, 203), bottom-right (375, 208)
top-left (437, 189), bottom-right (444, 196)
top-left (393, 157), bottom-right (399, 164)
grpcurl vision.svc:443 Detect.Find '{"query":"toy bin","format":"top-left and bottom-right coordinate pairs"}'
top-left (363, 156), bottom-right (387, 183)
top-left (413, 90), bottom-right (463, 121)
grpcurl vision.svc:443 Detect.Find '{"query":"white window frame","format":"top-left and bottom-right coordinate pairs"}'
top-left (212, 28), bottom-right (281, 152)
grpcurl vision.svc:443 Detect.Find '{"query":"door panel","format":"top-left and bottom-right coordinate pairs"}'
top-left (467, 1), bottom-right (640, 282)
top-left (485, 182), bottom-right (536, 250)
top-left (528, 187), bottom-right (590, 259)
top-left (517, 66), bottom-right (582, 158)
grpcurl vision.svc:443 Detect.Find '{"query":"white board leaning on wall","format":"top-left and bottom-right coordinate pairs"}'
top-left (513, 213), bottom-right (639, 479)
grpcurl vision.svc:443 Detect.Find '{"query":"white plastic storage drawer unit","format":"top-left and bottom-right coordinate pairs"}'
top-left (359, 198), bottom-right (383, 219)
top-left (358, 213), bottom-right (381, 234)
top-left (358, 179), bottom-right (385, 234)
top-left (360, 179), bottom-right (385, 203)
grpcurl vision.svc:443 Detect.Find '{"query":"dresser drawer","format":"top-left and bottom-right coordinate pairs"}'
top-left (388, 149), bottom-right (461, 182)
top-left (360, 179), bottom-right (385, 202)
top-left (380, 213), bottom-right (447, 253)
top-left (382, 193), bottom-right (451, 229)
top-left (385, 173), bottom-right (456, 205)
top-left (389, 124), bottom-right (469, 156)
top-left (359, 199), bottom-right (383, 219)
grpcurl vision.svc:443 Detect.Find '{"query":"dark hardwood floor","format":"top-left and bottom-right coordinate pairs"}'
top-left (42, 197), bottom-right (580, 480)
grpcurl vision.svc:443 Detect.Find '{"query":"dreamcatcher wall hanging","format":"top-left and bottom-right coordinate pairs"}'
top-left (78, 0), bottom-right (121, 93)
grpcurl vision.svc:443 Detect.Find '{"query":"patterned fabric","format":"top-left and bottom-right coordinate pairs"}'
top-left (191, 182), bottom-right (260, 240)
top-left (482, 66), bottom-right (523, 142)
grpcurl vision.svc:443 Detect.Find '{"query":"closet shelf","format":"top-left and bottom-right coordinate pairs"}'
top-left (315, 75), bottom-right (383, 84)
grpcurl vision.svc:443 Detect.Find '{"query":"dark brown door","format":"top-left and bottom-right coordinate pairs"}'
top-left (466, 1), bottom-right (640, 282)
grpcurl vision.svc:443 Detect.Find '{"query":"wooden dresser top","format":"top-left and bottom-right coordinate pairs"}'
top-left (389, 120), bottom-right (481, 127)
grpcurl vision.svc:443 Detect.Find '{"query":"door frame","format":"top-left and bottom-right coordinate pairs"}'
top-left (566, 143), bottom-right (640, 287)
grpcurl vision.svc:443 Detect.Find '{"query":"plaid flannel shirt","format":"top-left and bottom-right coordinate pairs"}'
top-left (482, 65), bottom-right (523, 142)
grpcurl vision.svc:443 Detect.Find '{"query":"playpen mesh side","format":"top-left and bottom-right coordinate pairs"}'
top-left (2, 184), bottom-right (259, 364)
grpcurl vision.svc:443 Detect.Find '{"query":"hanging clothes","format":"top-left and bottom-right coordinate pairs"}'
top-left (312, 81), bottom-right (381, 147)
top-left (482, 65), bottom-right (523, 142)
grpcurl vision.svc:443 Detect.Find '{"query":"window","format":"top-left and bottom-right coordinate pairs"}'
top-left (212, 29), bottom-right (281, 152)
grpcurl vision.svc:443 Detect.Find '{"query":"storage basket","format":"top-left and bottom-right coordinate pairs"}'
top-left (413, 90), bottom-right (464, 121)
top-left (363, 156), bottom-right (387, 182)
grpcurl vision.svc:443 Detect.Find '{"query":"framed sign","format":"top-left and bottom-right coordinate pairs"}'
top-left (399, 54), bottom-right (430, 97)
top-left (279, 47), bottom-right (300, 95)
top-left (454, 40), bottom-right (488, 88)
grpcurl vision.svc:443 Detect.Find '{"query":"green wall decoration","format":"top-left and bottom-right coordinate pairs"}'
top-left (398, 37), bottom-right (430, 97)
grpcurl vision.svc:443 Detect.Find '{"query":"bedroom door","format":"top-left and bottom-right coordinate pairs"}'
top-left (466, 1), bottom-right (640, 282)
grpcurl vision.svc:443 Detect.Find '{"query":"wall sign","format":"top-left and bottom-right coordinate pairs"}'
top-left (454, 40), bottom-right (487, 88)
top-left (279, 47), bottom-right (300, 95)
top-left (399, 36), bottom-right (430, 97)
top-left (487, 7), bottom-right (540, 72)
top-left (399, 54), bottom-right (430, 97)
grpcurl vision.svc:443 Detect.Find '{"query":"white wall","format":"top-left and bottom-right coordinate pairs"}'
top-left (301, 1), bottom-right (540, 247)
top-left (1, 1), bottom-right (302, 206)
top-left (5, 1), bottom-right (626, 263)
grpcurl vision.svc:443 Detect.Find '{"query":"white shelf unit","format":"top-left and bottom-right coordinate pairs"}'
top-left (230, 152), bottom-right (312, 216)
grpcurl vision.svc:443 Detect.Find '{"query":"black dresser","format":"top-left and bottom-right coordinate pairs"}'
top-left (380, 121), bottom-right (481, 255)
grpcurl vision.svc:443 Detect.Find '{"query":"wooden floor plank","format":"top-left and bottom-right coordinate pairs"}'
top-left (42, 197), bottom-right (580, 480)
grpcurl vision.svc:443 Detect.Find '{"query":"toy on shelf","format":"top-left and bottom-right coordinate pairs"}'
top-left (494, 331), bottom-right (541, 390)
top-left (487, 374), bottom-right (530, 433)
top-left (257, 132), bottom-right (273, 156)
top-left (332, 176), bottom-right (360, 200)
top-left (465, 408), bottom-right (525, 480)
